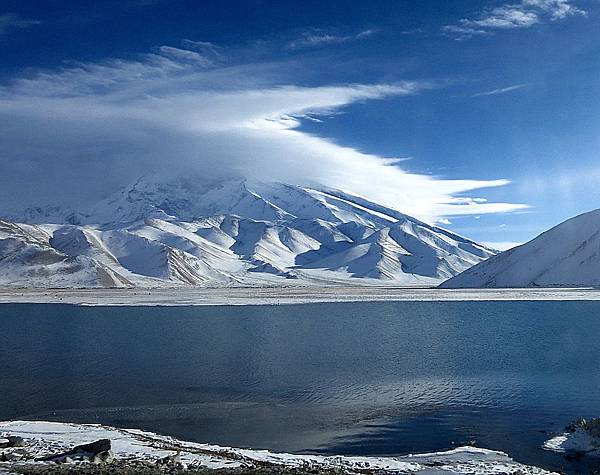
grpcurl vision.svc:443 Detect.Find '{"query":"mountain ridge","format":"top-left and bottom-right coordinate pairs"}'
top-left (441, 209), bottom-right (600, 288)
top-left (0, 176), bottom-right (497, 288)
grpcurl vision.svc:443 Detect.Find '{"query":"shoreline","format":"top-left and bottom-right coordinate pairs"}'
top-left (1, 286), bottom-right (600, 306)
top-left (0, 420), bottom-right (556, 474)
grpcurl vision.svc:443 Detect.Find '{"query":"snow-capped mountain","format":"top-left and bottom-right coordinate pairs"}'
top-left (441, 209), bottom-right (600, 288)
top-left (0, 177), bottom-right (497, 288)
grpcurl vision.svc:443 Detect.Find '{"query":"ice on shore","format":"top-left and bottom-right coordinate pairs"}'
top-left (543, 418), bottom-right (600, 458)
top-left (0, 420), bottom-right (557, 474)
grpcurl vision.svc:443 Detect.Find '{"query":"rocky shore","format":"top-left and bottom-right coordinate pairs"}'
top-left (543, 417), bottom-right (600, 460)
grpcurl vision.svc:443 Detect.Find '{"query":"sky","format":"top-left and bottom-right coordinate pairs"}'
top-left (1, 0), bottom-right (599, 249)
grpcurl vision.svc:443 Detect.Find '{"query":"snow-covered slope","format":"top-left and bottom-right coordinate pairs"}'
top-left (441, 209), bottom-right (600, 288)
top-left (0, 177), bottom-right (496, 288)
top-left (0, 220), bottom-right (131, 288)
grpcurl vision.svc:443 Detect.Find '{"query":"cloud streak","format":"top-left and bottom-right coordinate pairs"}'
top-left (444, 0), bottom-right (586, 39)
top-left (0, 13), bottom-right (41, 35)
top-left (287, 29), bottom-right (376, 50)
top-left (0, 42), bottom-right (527, 223)
top-left (473, 83), bottom-right (528, 97)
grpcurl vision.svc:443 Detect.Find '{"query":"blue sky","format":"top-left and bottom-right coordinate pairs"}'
top-left (0, 0), bottom-right (598, 248)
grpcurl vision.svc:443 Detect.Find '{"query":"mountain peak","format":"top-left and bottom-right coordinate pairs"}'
top-left (441, 209), bottom-right (600, 288)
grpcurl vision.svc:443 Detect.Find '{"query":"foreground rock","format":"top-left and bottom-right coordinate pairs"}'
top-left (38, 438), bottom-right (113, 464)
top-left (0, 420), bottom-right (556, 474)
top-left (0, 437), bottom-right (24, 449)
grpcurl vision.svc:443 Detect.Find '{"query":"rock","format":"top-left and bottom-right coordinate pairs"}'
top-left (39, 438), bottom-right (112, 463)
top-left (93, 449), bottom-right (114, 464)
top-left (566, 417), bottom-right (600, 438)
top-left (9, 436), bottom-right (24, 447)
top-left (565, 451), bottom-right (585, 462)
top-left (1, 450), bottom-right (27, 462)
top-left (0, 436), bottom-right (25, 448)
top-left (72, 439), bottom-right (111, 455)
top-left (156, 451), bottom-right (185, 468)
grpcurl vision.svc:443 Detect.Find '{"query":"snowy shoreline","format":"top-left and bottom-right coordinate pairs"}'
top-left (543, 418), bottom-right (600, 458)
top-left (0, 420), bottom-right (556, 474)
top-left (0, 286), bottom-right (600, 306)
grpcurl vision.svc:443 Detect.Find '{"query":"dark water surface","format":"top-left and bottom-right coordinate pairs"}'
top-left (2, 301), bottom-right (600, 473)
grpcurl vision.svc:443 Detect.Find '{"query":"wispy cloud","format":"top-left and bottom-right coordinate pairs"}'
top-left (444, 0), bottom-right (586, 39)
top-left (181, 40), bottom-right (223, 57)
top-left (0, 13), bottom-right (41, 35)
top-left (156, 46), bottom-right (214, 67)
top-left (287, 29), bottom-right (376, 50)
top-left (0, 41), bottom-right (527, 222)
top-left (473, 83), bottom-right (528, 97)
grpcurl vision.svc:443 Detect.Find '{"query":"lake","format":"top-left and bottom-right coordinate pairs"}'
top-left (1, 301), bottom-right (600, 473)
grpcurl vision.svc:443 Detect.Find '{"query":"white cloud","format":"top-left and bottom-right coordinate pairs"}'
top-left (474, 6), bottom-right (539, 29)
top-left (287, 29), bottom-right (376, 50)
top-left (0, 13), bottom-right (41, 35)
top-left (483, 241), bottom-right (523, 250)
top-left (444, 0), bottom-right (585, 39)
top-left (0, 43), bottom-right (527, 222)
top-left (473, 83), bottom-right (528, 97)
top-left (156, 46), bottom-right (214, 66)
top-left (523, 0), bottom-right (586, 19)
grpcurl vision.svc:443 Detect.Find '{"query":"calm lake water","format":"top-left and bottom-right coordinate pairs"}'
top-left (2, 301), bottom-right (600, 473)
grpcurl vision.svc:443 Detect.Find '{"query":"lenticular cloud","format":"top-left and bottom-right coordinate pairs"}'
top-left (0, 43), bottom-right (526, 222)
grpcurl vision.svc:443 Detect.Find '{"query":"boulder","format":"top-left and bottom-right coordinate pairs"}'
top-left (566, 417), bottom-right (600, 438)
top-left (156, 451), bottom-right (186, 469)
top-left (72, 439), bottom-right (111, 455)
top-left (40, 438), bottom-right (113, 463)
top-left (0, 448), bottom-right (29, 462)
top-left (93, 449), bottom-right (115, 464)
top-left (156, 451), bottom-right (181, 466)
top-left (0, 436), bottom-right (25, 448)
